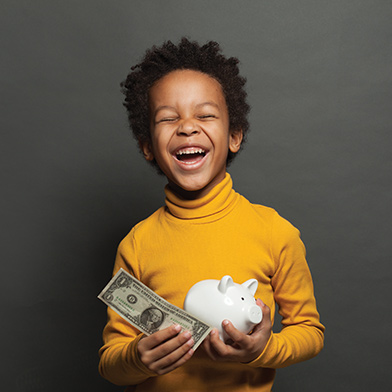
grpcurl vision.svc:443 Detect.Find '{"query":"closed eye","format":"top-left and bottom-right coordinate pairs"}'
top-left (157, 117), bottom-right (178, 123)
top-left (198, 114), bottom-right (216, 120)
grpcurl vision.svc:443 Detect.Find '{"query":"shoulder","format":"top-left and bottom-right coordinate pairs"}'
top-left (239, 195), bottom-right (301, 240)
top-left (240, 195), bottom-right (296, 227)
top-left (118, 206), bottom-right (165, 249)
top-left (241, 200), bottom-right (307, 271)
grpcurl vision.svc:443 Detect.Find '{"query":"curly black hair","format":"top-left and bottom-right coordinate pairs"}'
top-left (121, 37), bottom-right (250, 168)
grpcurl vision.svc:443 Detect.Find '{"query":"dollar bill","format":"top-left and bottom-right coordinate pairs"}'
top-left (98, 268), bottom-right (212, 350)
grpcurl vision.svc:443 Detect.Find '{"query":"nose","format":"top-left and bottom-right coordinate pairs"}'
top-left (177, 118), bottom-right (200, 136)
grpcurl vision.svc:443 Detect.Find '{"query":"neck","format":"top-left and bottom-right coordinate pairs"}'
top-left (167, 183), bottom-right (208, 201)
top-left (164, 172), bottom-right (237, 221)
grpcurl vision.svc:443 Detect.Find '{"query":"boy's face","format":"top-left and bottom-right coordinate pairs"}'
top-left (141, 69), bottom-right (242, 199)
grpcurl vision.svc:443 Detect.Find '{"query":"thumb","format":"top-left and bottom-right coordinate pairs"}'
top-left (255, 298), bottom-right (271, 329)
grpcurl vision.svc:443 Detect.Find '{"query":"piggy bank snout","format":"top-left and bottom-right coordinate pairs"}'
top-left (248, 305), bottom-right (263, 324)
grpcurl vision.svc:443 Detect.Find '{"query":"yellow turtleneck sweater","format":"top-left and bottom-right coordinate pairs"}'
top-left (99, 174), bottom-right (324, 391)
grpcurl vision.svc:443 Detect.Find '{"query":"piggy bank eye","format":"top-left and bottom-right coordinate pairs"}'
top-left (241, 297), bottom-right (245, 301)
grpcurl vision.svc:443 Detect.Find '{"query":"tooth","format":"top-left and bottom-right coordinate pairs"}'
top-left (176, 148), bottom-right (206, 155)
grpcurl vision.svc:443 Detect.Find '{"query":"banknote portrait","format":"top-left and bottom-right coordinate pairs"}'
top-left (140, 307), bottom-right (164, 331)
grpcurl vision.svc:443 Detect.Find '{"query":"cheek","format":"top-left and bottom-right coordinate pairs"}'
top-left (150, 133), bottom-right (164, 152)
top-left (217, 135), bottom-right (231, 154)
top-left (151, 136), bottom-right (173, 165)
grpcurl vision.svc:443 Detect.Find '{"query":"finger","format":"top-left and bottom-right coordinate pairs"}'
top-left (140, 324), bottom-right (182, 351)
top-left (256, 298), bottom-right (265, 307)
top-left (138, 325), bottom-right (186, 366)
top-left (256, 298), bottom-right (270, 315)
top-left (202, 329), bottom-right (220, 361)
top-left (221, 320), bottom-right (248, 346)
top-left (156, 347), bottom-right (194, 375)
top-left (257, 300), bottom-right (272, 329)
top-left (152, 336), bottom-right (195, 375)
top-left (146, 330), bottom-right (194, 364)
top-left (206, 327), bottom-right (236, 359)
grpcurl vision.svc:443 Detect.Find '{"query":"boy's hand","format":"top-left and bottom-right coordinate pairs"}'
top-left (137, 324), bottom-right (194, 375)
top-left (202, 299), bottom-right (272, 363)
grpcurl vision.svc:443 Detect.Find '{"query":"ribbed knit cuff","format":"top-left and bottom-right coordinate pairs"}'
top-left (126, 334), bottom-right (158, 378)
top-left (245, 333), bottom-right (275, 368)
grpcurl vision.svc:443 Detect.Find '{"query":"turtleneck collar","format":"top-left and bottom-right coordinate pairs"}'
top-left (164, 173), bottom-right (239, 221)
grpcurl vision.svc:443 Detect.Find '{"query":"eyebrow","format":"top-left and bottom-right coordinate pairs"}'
top-left (154, 102), bottom-right (220, 116)
top-left (196, 102), bottom-right (220, 109)
top-left (154, 105), bottom-right (176, 115)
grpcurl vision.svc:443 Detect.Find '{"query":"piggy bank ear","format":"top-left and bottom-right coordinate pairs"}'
top-left (242, 279), bottom-right (258, 296)
top-left (218, 275), bottom-right (234, 294)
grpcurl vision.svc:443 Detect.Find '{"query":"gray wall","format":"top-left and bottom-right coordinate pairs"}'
top-left (1, 1), bottom-right (390, 391)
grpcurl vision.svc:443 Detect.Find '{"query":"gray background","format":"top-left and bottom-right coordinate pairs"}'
top-left (1, 1), bottom-right (391, 391)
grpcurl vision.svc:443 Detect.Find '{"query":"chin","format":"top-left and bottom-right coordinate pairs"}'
top-left (180, 183), bottom-right (205, 192)
top-left (169, 178), bottom-right (206, 195)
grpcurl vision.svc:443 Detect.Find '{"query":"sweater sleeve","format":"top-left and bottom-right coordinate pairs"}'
top-left (98, 228), bottom-right (158, 386)
top-left (248, 212), bottom-right (325, 369)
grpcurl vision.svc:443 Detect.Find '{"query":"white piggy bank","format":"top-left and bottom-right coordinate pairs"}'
top-left (184, 275), bottom-right (263, 341)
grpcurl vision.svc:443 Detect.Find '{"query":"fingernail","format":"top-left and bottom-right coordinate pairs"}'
top-left (222, 320), bottom-right (229, 326)
top-left (183, 331), bottom-right (191, 339)
top-left (173, 324), bottom-right (181, 332)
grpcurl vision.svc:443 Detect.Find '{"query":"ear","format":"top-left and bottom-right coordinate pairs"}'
top-left (241, 279), bottom-right (258, 296)
top-left (229, 129), bottom-right (243, 153)
top-left (139, 140), bottom-right (154, 161)
top-left (218, 275), bottom-right (234, 294)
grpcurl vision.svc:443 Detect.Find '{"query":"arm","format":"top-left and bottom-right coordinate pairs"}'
top-left (98, 313), bottom-right (155, 386)
top-left (98, 230), bottom-right (154, 385)
top-left (203, 213), bottom-right (324, 368)
top-left (98, 229), bottom-right (194, 385)
top-left (249, 213), bottom-right (325, 368)
top-left (99, 316), bottom-right (194, 385)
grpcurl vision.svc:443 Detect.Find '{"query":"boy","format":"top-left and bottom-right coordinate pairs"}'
top-left (99, 38), bottom-right (324, 391)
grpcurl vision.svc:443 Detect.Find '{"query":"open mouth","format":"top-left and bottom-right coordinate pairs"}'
top-left (174, 147), bottom-right (207, 164)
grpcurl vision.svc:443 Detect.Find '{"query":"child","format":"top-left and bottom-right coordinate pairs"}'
top-left (99, 38), bottom-right (324, 392)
